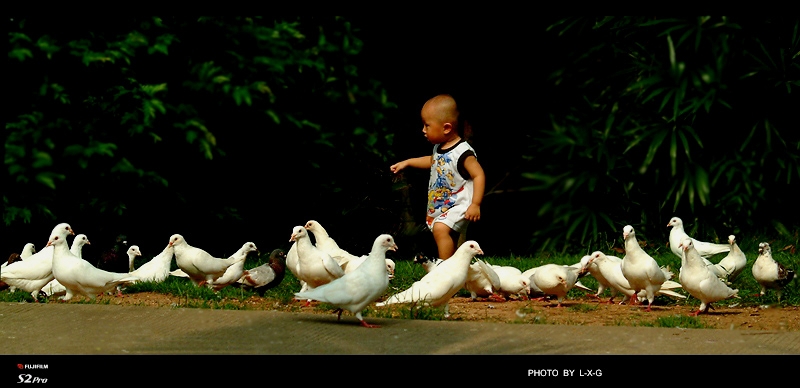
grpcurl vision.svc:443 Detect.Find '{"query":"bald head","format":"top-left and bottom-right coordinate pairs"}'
top-left (422, 94), bottom-right (460, 128)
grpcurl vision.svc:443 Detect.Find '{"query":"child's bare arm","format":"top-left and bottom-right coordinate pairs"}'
top-left (390, 156), bottom-right (433, 173)
top-left (463, 156), bottom-right (485, 222)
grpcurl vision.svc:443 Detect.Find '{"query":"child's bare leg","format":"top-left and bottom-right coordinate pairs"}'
top-left (433, 223), bottom-right (460, 260)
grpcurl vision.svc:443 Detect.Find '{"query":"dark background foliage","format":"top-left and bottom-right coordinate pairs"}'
top-left (3, 16), bottom-right (799, 262)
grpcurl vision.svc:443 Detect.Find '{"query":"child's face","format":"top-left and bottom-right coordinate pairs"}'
top-left (421, 105), bottom-right (447, 144)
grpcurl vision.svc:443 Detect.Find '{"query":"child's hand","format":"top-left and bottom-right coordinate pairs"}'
top-left (390, 161), bottom-right (406, 173)
top-left (465, 204), bottom-right (481, 222)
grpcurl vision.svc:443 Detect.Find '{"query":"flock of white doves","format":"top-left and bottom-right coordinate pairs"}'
top-left (1, 217), bottom-right (795, 328)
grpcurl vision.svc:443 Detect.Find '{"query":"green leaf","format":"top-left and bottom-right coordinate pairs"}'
top-left (149, 98), bottom-right (166, 114)
top-left (32, 151), bottom-right (53, 168)
top-left (265, 109), bottom-right (280, 124)
top-left (640, 130), bottom-right (668, 174)
top-left (141, 83), bottom-right (168, 96)
top-left (8, 32), bottom-right (32, 43)
top-left (9, 48), bottom-right (33, 61)
top-left (695, 166), bottom-right (710, 206)
top-left (34, 172), bottom-right (64, 189)
top-left (670, 131), bottom-right (678, 176)
top-left (668, 34), bottom-right (677, 72)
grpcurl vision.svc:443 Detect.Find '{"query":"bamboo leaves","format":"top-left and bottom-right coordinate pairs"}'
top-left (533, 16), bottom-right (800, 252)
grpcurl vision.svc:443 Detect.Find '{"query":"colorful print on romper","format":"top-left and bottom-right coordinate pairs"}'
top-left (427, 152), bottom-right (459, 224)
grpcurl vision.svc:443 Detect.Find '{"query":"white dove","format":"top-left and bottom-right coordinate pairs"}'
top-left (586, 251), bottom-right (685, 305)
top-left (620, 225), bottom-right (667, 311)
top-left (577, 254), bottom-right (617, 300)
top-left (678, 238), bottom-right (739, 315)
top-left (2, 243), bottom-right (36, 275)
top-left (125, 245), bottom-right (141, 269)
top-left (290, 226), bottom-right (345, 294)
top-left (752, 242), bottom-right (796, 303)
top-left (568, 257), bottom-right (603, 294)
top-left (530, 263), bottom-right (580, 307)
top-left (0, 223), bottom-right (74, 301)
top-left (522, 264), bottom-right (592, 297)
top-left (376, 241), bottom-right (484, 318)
top-left (70, 234), bottom-right (91, 259)
top-left (43, 234), bottom-right (91, 297)
top-left (170, 234), bottom-right (244, 287)
top-left (48, 233), bottom-right (139, 301)
top-left (295, 234), bottom-right (397, 328)
top-left (716, 235), bottom-right (748, 284)
top-left (125, 245), bottom-right (141, 272)
top-left (521, 266), bottom-right (544, 297)
top-left (464, 258), bottom-right (502, 301)
top-left (169, 268), bottom-right (189, 278)
top-left (41, 277), bottom-right (66, 297)
top-left (128, 243), bottom-right (175, 284)
top-left (2, 243), bottom-right (36, 272)
top-left (491, 264), bottom-right (531, 300)
top-left (285, 240), bottom-right (307, 295)
top-left (342, 254), bottom-right (397, 280)
top-left (385, 259), bottom-right (396, 280)
top-left (667, 217), bottom-right (730, 259)
top-left (207, 242), bottom-right (259, 292)
top-left (304, 220), bottom-right (361, 269)
top-left (112, 244), bottom-right (141, 295)
top-left (20, 243), bottom-right (37, 259)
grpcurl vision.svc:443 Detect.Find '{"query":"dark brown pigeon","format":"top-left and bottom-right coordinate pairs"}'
top-left (237, 248), bottom-right (287, 296)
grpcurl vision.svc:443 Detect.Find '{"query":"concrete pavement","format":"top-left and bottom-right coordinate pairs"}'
top-left (3, 302), bottom-right (799, 354)
top-left (1, 302), bottom-right (798, 382)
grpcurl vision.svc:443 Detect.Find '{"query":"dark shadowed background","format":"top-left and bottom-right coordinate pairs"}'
top-left (4, 16), bottom-right (798, 263)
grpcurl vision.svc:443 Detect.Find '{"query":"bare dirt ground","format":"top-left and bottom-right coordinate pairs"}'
top-left (78, 290), bottom-right (800, 331)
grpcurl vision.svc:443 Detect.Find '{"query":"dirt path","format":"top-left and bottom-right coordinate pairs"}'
top-left (68, 291), bottom-right (800, 331)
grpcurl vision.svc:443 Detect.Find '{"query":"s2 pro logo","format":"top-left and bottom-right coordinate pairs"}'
top-left (18, 374), bottom-right (48, 383)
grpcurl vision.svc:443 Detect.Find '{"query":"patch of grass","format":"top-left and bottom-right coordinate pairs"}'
top-left (568, 303), bottom-right (598, 313)
top-left (372, 301), bottom-right (447, 321)
top-left (0, 290), bottom-right (35, 303)
top-left (516, 305), bottom-right (537, 315)
top-left (652, 315), bottom-right (711, 329)
top-left (529, 314), bottom-right (548, 324)
top-left (2, 232), bottom-right (798, 330)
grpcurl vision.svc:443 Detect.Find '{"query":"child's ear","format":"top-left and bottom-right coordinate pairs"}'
top-left (443, 122), bottom-right (454, 134)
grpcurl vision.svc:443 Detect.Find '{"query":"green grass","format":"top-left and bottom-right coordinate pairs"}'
top-left (567, 303), bottom-right (599, 313)
top-left (2, 235), bottom-right (798, 328)
top-left (636, 314), bottom-right (711, 329)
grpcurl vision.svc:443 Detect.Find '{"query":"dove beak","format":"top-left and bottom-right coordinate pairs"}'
top-left (68, 227), bottom-right (75, 236)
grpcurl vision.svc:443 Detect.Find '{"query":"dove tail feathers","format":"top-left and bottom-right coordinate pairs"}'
top-left (377, 287), bottom-right (435, 306)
